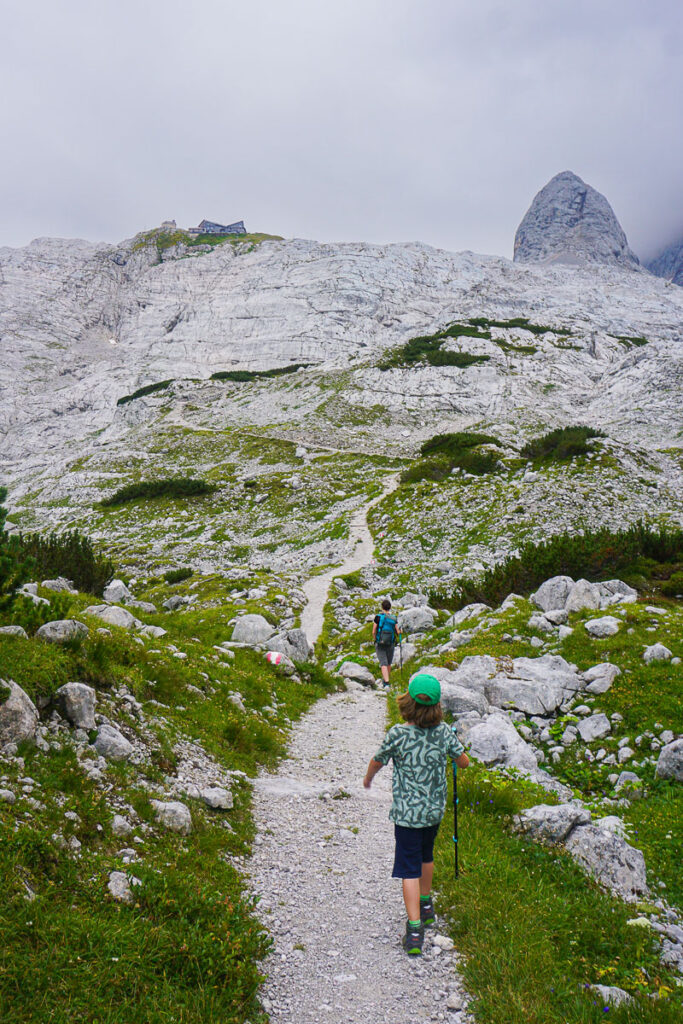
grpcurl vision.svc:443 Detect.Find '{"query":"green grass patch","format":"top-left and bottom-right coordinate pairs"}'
top-left (616, 336), bottom-right (648, 348)
top-left (100, 478), bottom-right (217, 508)
top-left (468, 316), bottom-right (571, 336)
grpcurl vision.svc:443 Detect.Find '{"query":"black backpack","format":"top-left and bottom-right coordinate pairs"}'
top-left (376, 612), bottom-right (397, 646)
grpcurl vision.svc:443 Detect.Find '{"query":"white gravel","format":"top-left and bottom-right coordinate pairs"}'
top-left (248, 685), bottom-right (473, 1024)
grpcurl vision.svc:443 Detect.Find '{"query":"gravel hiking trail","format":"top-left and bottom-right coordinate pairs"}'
top-left (248, 474), bottom-right (472, 1024)
top-left (300, 473), bottom-right (400, 646)
top-left (249, 687), bottom-right (472, 1024)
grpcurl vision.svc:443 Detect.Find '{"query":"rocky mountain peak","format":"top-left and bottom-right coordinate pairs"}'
top-left (513, 170), bottom-right (640, 269)
top-left (646, 235), bottom-right (683, 286)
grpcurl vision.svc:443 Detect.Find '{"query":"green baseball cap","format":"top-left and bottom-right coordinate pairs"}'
top-left (408, 673), bottom-right (441, 705)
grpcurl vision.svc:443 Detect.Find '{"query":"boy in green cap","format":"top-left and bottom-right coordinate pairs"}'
top-left (363, 672), bottom-right (470, 955)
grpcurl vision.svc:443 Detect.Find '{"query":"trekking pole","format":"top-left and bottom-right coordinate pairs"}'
top-left (453, 760), bottom-right (459, 878)
top-left (399, 636), bottom-right (403, 682)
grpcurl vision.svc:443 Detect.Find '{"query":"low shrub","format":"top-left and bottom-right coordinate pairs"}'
top-left (402, 432), bottom-right (501, 484)
top-left (0, 486), bottom-right (33, 608)
top-left (420, 432), bottom-right (501, 459)
top-left (431, 521), bottom-right (683, 610)
top-left (520, 425), bottom-right (605, 462)
top-left (116, 380), bottom-right (173, 406)
top-left (100, 478), bottom-right (217, 507)
top-left (468, 316), bottom-right (571, 336)
top-left (211, 363), bottom-right (309, 382)
top-left (164, 567), bottom-right (193, 584)
top-left (378, 323), bottom-right (491, 370)
top-left (14, 529), bottom-right (114, 596)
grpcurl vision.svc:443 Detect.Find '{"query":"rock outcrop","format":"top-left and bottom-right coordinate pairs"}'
top-left (646, 235), bottom-right (683, 286)
top-left (513, 171), bottom-right (640, 269)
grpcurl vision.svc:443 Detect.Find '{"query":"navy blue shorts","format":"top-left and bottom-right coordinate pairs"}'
top-left (392, 822), bottom-right (440, 879)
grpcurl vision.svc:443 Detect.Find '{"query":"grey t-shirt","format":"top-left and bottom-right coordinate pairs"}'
top-left (374, 722), bottom-right (464, 828)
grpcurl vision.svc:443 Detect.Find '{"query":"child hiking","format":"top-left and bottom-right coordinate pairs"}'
top-left (363, 672), bottom-right (470, 955)
top-left (372, 598), bottom-right (400, 689)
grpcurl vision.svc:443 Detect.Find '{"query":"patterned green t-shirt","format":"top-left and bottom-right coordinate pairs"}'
top-left (374, 722), bottom-right (465, 828)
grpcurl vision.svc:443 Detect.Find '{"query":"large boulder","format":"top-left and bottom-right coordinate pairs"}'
top-left (268, 628), bottom-right (312, 663)
top-left (531, 576), bottom-right (574, 612)
top-left (577, 713), bottom-right (611, 742)
top-left (397, 606), bottom-right (435, 634)
top-left (598, 580), bottom-right (637, 606)
top-left (151, 799), bottom-right (193, 834)
top-left (0, 625), bottom-right (28, 638)
top-left (35, 619), bottom-right (88, 643)
top-left (83, 605), bottom-right (141, 630)
top-left (41, 577), bottom-right (77, 594)
top-left (201, 786), bottom-right (233, 811)
top-left (509, 654), bottom-right (582, 698)
top-left (0, 679), bottom-right (39, 748)
top-left (400, 592), bottom-right (428, 608)
top-left (94, 723), bottom-right (134, 761)
top-left (448, 655), bottom-right (497, 692)
top-left (231, 614), bottom-right (276, 645)
top-left (446, 603), bottom-right (491, 627)
top-left (466, 713), bottom-right (538, 771)
top-left (655, 739), bottom-right (683, 782)
top-left (583, 662), bottom-right (620, 695)
top-left (514, 802), bottom-right (592, 844)
top-left (391, 642), bottom-right (416, 666)
top-left (339, 661), bottom-right (375, 686)
top-left (103, 579), bottom-right (134, 604)
top-left (55, 682), bottom-right (97, 731)
top-left (584, 616), bottom-right (621, 638)
top-left (485, 673), bottom-right (564, 715)
top-left (139, 624), bottom-right (167, 639)
top-left (564, 578), bottom-right (602, 614)
top-left (564, 825), bottom-right (648, 900)
top-left (643, 643), bottom-right (672, 664)
top-left (439, 680), bottom-right (490, 717)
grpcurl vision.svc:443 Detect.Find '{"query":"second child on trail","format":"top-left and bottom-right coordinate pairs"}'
top-left (373, 598), bottom-right (400, 688)
top-left (363, 673), bottom-right (470, 956)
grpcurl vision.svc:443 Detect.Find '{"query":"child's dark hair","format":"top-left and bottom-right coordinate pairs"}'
top-left (381, 598), bottom-right (392, 610)
top-left (397, 691), bottom-right (443, 728)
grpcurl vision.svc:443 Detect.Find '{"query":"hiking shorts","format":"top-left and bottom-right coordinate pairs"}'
top-left (375, 643), bottom-right (394, 667)
top-left (392, 822), bottom-right (441, 878)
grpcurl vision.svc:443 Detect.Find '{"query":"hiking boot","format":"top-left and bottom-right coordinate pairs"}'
top-left (420, 897), bottom-right (436, 927)
top-left (402, 920), bottom-right (424, 956)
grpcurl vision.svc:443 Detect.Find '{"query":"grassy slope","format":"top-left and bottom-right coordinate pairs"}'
top-left (0, 580), bottom-right (337, 1023)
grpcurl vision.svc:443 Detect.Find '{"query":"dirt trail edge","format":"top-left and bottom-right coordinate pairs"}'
top-left (248, 478), bottom-right (473, 1024)
top-left (299, 473), bottom-right (400, 647)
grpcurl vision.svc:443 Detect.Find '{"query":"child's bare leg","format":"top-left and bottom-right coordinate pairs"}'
top-left (402, 878), bottom-right (420, 921)
top-left (420, 861), bottom-right (434, 896)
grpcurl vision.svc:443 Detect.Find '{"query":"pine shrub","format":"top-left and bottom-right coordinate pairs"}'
top-left (0, 487), bottom-right (34, 608)
top-left (15, 529), bottom-right (114, 596)
top-left (431, 521), bottom-right (683, 610)
top-left (164, 567), bottom-right (193, 584)
top-left (100, 478), bottom-right (217, 507)
top-left (520, 426), bottom-right (605, 462)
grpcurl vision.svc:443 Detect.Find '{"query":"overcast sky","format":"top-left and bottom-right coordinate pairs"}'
top-left (1, 0), bottom-right (681, 260)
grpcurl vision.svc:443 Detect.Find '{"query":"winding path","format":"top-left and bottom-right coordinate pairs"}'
top-left (299, 473), bottom-right (400, 646)
top-left (248, 476), bottom-right (472, 1023)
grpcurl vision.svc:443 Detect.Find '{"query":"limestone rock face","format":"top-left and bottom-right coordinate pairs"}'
top-left (514, 171), bottom-right (640, 268)
top-left (267, 628), bottom-right (312, 663)
top-left (0, 679), bottom-right (39, 747)
top-left (339, 661), bottom-right (375, 686)
top-left (564, 824), bottom-right (648, 900)
top-left (647, 236), bottom-right (683, 286)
